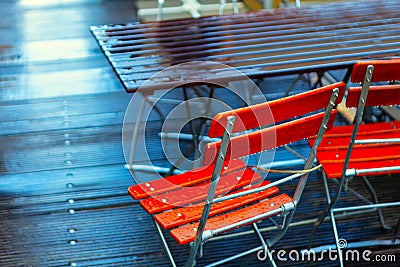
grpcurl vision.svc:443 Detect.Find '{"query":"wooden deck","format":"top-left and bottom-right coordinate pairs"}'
top-left (1, 1), bottom-right (399, 266)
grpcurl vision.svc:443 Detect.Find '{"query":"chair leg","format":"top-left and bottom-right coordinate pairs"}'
top-left (313, 71), bottom-right (325, 88)
top-left (284, 73), bottom-right (305, 96)
top-left (268, 208), bottom-right (295, 247)
top-left (157, 0), bottom-right (165, 20)
top-left (393, 217), bottom-right (400, 241)
top-left (329, 209), bottom-right (345, 267)
top-left (219, 0), bottom-right (239, 15)
top-left (232, 0), bottom-right (239, 14)
top-left (252, 223), bottom-right (277, 267)
top-left (154, 220), bottom-right (177, 267)
top-left (361, 176), bottom-right (392, 231)
top-left (307, 171), bottom-right (332, 249)
top-left (219, 0), bottom-right (226, 15)
top-left (126, 95), bottom-right (149, 169)
top-left (309, 173), bottom-right (345, 266)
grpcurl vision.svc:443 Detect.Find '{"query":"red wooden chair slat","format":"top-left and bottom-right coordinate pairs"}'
top-left (208, 82), bottom-right (346, 138)
top-left (315, 133), bottom-right (400, 150)
top-left (309, 121), bottom-right (400, 149)
top-left (129, 159), bottom-right (245, 199)
top-left (309, 121), bottom-right (400, 178)
top-left (170, 194), bottom-right (293, 245)
top-left (203, 111), bottom-right (337, 165)
top-left (140, 168), bottom-right (261, 214)
top-left (351, 58), bottom-right (400, 83)
top-left (319, 144), bottom-right (400, 162)
top-left (154, 180), bottom-right (279, 229)
top-left (346, 85), bottom-right (400, 108)
top-left (314, 145), bottom-right (400, 179)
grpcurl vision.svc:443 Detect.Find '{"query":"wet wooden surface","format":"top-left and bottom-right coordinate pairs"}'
top-left (1, 0), bottom-right (400, 266)
top-left (91, 0), bottom-right (400, 92)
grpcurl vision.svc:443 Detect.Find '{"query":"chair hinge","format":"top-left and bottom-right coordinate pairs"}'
top-left (345, 168), bottom-right (356, 177)
top-left (282, 202), bottom-right (295, 215)
top-left (201, 230), bottom-right (214, 242)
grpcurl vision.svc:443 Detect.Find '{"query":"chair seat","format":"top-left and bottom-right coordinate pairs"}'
top-left (130, 163), bottom-right (289, 246)
top-left (155, 180), bottom-right (280, 229)
top-left (129, 159), bottom-right (246, 199)
top-left (170, 193), bottom-right (293, 245)
top-left (309, 121), bottom-right (400, 178)
top-left (139, 167), bottom-right (261, 214)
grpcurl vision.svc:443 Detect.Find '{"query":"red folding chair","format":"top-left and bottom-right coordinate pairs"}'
top-left (308, 59), bottom-right (400, 266)
top-left (128, 82), bottom-right (344, 266)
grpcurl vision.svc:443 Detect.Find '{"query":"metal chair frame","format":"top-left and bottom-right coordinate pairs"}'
top-left (308, 59), bottom-right (400, 266)
top-left (129, 83), bottom-right (344, 266)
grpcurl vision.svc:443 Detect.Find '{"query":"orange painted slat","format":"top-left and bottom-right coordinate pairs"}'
top-left (318, 145), bottom-right (400, 164)
top-left (170, 194), bottom-right (292, 245)
top-left (128, 160), bottom-right (245, 200)
top-left (154, 180), bottom-right (279, 229)
top-left (208, 82), bottom-right (345, 138)
top-left (351, 59), bottom-right (400, 83)
top-left (309, 121), bottom-right (400, 149)
top-left (310, 121), bottom-right (400, 179)
top-left (140, 168), bottom-right (261, 214)
top-left (346, 85), bottom-right (400, 108)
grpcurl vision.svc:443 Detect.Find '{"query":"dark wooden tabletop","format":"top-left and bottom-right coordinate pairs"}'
top-left (91, 0), bottom-right (400, 92)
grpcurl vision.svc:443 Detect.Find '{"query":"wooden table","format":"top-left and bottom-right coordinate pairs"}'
top-left (91, 0), bottom-right (400, 93)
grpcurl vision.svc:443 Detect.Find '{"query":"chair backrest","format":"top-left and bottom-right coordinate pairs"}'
top-left (351, 59), bottom-right (400, 83)
top-left (347, 58), bottom-right (400, 108)
top-left (203, 82), bottom-right (346, 165)
top-left (346, 84), bottom-right (400, 108)
top-left (337, 59), bottom-right (400, 179)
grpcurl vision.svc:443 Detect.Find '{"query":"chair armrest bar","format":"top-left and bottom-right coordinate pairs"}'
top-left (333, 201), bottom-right (400, 213)
top-left (346, 166), bottom-right (400, 177)
top-left (354, 138), bottom-right (400, 144)
top-left (125, 164), bottom-right (183, 175)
